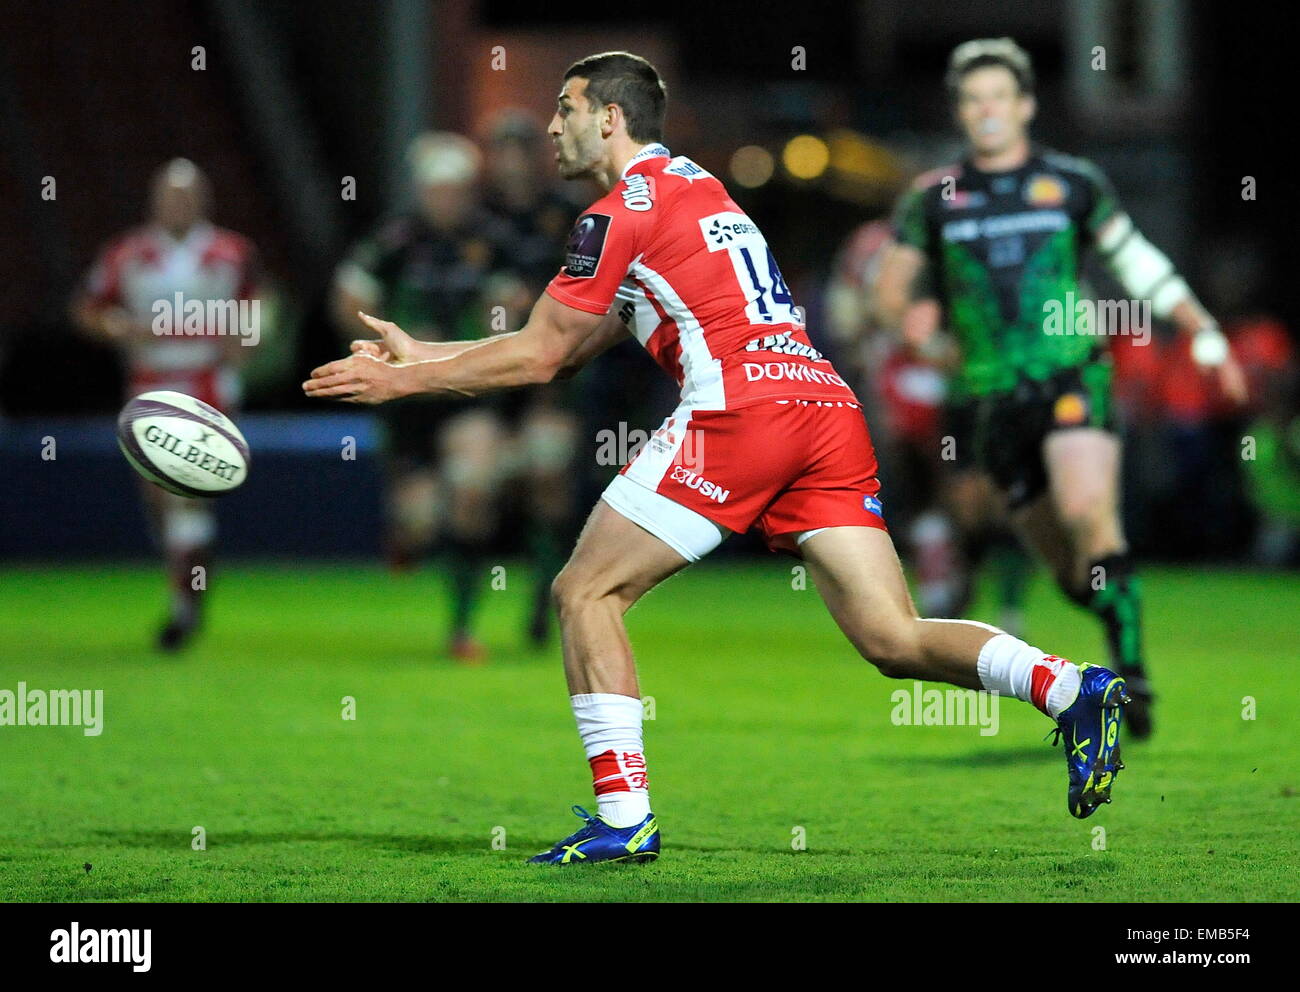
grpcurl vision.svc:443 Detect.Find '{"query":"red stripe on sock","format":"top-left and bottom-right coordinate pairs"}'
top-left (589, 749), bottom-right (649, 795)
top-left (1030, 654), bottom-right (1067, 714)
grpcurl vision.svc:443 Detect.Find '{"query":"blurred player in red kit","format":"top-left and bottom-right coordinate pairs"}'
top-left (307, 52), bottom-right (1132, 859)
top-left (73, 159), bottom-right (260, 651)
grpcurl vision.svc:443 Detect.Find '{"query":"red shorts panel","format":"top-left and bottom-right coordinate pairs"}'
top-left (621, 399), bottom-right (887, 553)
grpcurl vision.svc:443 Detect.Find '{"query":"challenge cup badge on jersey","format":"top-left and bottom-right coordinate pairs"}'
top-left (563, 214), bottom-right (612, 278)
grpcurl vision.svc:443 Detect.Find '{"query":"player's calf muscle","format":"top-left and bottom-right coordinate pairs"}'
top-left (850, 619), bottom-right (992, 686)
top-left (1044, 500), bottom-right (1125, 591)
top-left (827, 606), bottom-right (924, 676)
top-left (857, 625), bottom-right (925, 678)
top-left (804, 528), bottom-right (997, 684)
top-left (804, 538), bottom-right (925, 675)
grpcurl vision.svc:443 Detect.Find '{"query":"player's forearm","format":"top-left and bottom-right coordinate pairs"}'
top-left (1094, 216), bottom-right (1228, 365)
top-left (1096, 214), bottom-right (1196, 321)
top-left (407, 335), bottom-right (507, 362)
top-left (401, 331), bottom-right (558, 397)
top-left (1169, 296), bottom-right (1211, 336)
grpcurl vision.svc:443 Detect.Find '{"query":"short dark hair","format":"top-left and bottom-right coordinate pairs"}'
top-left (564, 51), bottom-right (667, 144)
top-left (946, 38), bottom-right (1035, 101)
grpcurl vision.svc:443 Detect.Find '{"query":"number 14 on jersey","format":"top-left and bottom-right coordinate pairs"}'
top-left (700, 210), bottom-right (798, 325)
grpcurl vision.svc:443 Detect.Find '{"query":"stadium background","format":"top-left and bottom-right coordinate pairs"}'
top-left (0, 0), bottom-right (1296, 903)
top-left (2, 0), bottom-right (1296, 562)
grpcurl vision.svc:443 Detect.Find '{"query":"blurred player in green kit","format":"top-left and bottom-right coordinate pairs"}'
top-left (333, 132), bottom-right (528, 661)
top-left (481, 112), bottom-right (586, 647)
top-left (875, 39), bottom-right (1248, 737)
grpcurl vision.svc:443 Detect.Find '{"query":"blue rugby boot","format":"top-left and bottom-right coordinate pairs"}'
top-left (527, 806), bottom-right (660, 865)
top-left (1051, 663), bottom-right (1130, 819)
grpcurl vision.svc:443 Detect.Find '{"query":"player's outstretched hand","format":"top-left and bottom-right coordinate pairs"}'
top-left (303, 352), bottom-right (410, 404)
top-left (355, 312), bottom-right (420, 364)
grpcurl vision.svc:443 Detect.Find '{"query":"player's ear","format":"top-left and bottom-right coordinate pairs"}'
top-left (601, 102), bottom-right (621, 139)
top-left (1021, 92), bottom-right (1037, 126)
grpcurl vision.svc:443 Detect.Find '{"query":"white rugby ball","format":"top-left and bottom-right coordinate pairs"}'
top-left (116, 390), bottom-right (250, 497)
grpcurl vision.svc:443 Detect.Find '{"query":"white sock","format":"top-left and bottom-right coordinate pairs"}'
top-left (571, 692), bottom-right (651, 828)
top-left (977, 633), bottom-right (1081, 718)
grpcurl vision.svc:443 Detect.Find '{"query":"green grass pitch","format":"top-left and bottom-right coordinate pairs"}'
top-left (0, 560), bottom-right (1295, 902)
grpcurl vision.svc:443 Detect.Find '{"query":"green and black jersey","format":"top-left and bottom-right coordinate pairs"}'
top-left (892, 146), bottom-right (1122, 399)
top-left (342, 209), bottom-right (521, 343)
top-left (340, 210), bottom-right (524, 462)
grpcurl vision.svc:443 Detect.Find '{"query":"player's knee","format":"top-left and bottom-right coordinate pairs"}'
top-left (551, 565), bottom-right (601, 616)
top-left (552, 563), bottom-right (640, 618)
top-left (1055, 495), bottom-right (1109, 540)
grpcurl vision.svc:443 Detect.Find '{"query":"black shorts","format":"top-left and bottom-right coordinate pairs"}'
top-left (378, 396), bottom-right (487, 471)
top-left (944, 361), bottom-right (1116, 509)
top-left (377, 388), bottom-right (544, 472)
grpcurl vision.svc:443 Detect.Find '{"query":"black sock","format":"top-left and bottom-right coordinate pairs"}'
top-left (443, 537), bottom-right (486, 639)
top-left (952, 530), bottom-right (991, 616)
top-left (1084, 553), bottom-right (1147, 683)
top-left (525, 526), bottom-right (563, 629)
top-left (990, 533), bottom-right (1032, 615)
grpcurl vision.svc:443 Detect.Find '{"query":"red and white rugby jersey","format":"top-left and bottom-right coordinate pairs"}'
top-left (545, 144), bottom-right (859, 411)
top-left (82, 222), bottom-right (258, 377)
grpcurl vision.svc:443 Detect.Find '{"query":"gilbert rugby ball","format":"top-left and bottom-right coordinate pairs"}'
top-left (116, 390), bottom-right (250, 497)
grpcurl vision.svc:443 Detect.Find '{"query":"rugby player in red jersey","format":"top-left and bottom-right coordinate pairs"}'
top-left (305, 52), bottom-right (1130, 861)
top-left (74, 159), bottom-right (259, 652)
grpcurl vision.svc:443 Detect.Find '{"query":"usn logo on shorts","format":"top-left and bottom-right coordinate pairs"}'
top-left (863, 494), bottom-right (884, 519)
top-left (670, 465), bottom-right (730, 504)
